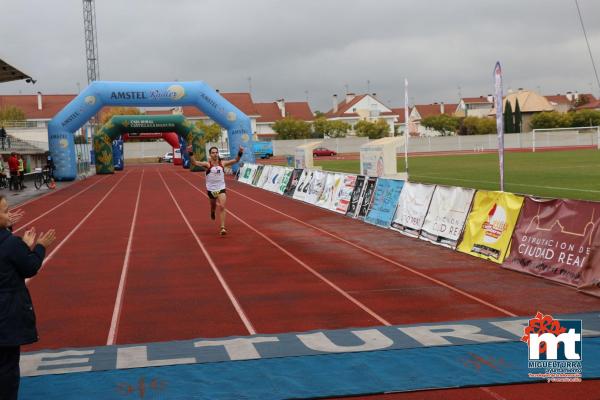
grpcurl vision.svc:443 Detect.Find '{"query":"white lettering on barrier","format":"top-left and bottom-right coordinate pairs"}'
top-left (116, 346), bottom-right (195, 369)
top-left (398, 324), bottom-right (510, 346)
top-left (20, 349), bottom-right (95, 376)
top-left (194, 337), bottom-right (280, 361)
top-left (297, 329), bottom-right (393, 353)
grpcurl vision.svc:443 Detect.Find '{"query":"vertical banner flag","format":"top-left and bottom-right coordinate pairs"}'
top-left (404, 78), bottom-right (409, 176)
top-left (494, 62), bottom-right (505, 192)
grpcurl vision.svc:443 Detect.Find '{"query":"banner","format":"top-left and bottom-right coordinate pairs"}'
top-left (365, 178), bottom-right (405, 228)
top-left (503, 198), bottom-right (600, 296)
top-left (360, 146), bottom-right (384, 177)
top-left (333, 174), bottom-right (357, 214)
top-left (251, 165), bottom-right (264, 186)
top-left (316, 173), bottom-right (342, 209)
top-left (494, 61), bottom-right (504, 192)
top-left (346, 175), bottom-right (366, 218)
top-left (356, 177), bottom-right (378, 220)
top-left (391, 182), bottom-right (436, 237)
top-left (257, 165), bottom-right (273, 188)
top-left (305, 170), bottom-right (328, 204)
top-left (264, 166), bottom-right (284, 192)
top-left (420, 185), bottom-right (476, 249)
top-left (457, 190), bottom-right (524, 264)
top-left (284, 169), bottom-right (304, 197)
top-left (238, 164), bottom-right (256, 184)
top-left (278, 168), bottom-right (293, 195)
top-left (293, 169), bottom-right (313, 202)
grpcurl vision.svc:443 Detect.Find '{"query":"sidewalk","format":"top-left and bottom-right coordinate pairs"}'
top-left (3, 178), bottom-right (74, 207)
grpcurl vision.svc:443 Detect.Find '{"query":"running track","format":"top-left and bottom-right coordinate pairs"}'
top-left (13, 163), bottom-right (600, 399)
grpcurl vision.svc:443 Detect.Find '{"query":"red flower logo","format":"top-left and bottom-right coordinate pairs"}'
top-left (521, 312), bottom-right (567, 354)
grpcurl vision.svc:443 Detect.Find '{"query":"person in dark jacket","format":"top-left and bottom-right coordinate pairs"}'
top-left (0, 195), bottom-right (56, 400)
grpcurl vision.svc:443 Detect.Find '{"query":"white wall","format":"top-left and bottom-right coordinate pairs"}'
top-left (123, 141), bottom-right (172, 158)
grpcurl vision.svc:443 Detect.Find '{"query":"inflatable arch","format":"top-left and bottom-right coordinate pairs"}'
top-left (48, 81), bottom-right (255, 181)
top-left (94, 114), bottom-right (206, 174)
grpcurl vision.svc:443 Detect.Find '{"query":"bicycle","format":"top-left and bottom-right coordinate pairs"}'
top-left (34, 168), bottom-right (53, 190)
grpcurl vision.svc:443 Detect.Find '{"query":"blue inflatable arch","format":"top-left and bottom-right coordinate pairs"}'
top-left (48, 81), bottom-right (256, 180)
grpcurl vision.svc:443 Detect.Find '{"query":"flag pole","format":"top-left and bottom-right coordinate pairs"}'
top-left (404, 78), bottom-right (409, 178)
top-left (493, 62), bottom-right (505, 191)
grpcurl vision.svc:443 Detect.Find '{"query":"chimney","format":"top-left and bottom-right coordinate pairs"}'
top-left (276, 98), bottom-right (285, 117)
top-left (566, 91), bottom-right (573, 101)
top-left (487, 94), bottom-right (493, 102)
top-left (345, 92), bottom-right (355, 103)
top-left (574, 91), bottom-right (579, 100)
top-left (37, 91), bottom-right (42, 111)
top-left (371, 93), bottom-right (377, 97)
top-left (332, 94), bottom-right (338, 113)
top-left (440, 102), bottom-right (445, 114)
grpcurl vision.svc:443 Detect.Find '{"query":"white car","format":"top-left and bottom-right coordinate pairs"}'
top-left (160, 152), bottom-right (174, 163)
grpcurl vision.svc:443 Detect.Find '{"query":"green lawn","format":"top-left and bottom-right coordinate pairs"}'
top-left (310, 149), bottom-right (600, 201)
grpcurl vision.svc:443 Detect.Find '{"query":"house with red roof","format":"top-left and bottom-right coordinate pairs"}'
top-left (255, 99), bottom-right (314, 139)
top-left (325, 93), bottom-right (398, 136)
top-left (409, 102), bottom-right (459, 136)
top-left (455, 96), bottom-right (493, 118)
top-left (545, 92), bottom-right (597, 113)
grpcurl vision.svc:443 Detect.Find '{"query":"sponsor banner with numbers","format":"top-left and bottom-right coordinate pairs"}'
top-left (391, 182), bottom-right (436, 237)
top-left (503, 197), bottom-right (600, 296)
top-left (365, 179), bottom-right (405, 228)
top-left (457, 190), bottom-right (524, 264)
top-left (420, 186), bottom-right (476, 249)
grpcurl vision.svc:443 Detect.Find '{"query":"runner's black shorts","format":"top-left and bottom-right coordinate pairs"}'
top-left (207, 189), bottom-right (226, 199)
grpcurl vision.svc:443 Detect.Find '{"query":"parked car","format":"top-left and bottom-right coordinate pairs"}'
top-left (313, 147), bottom-right (337, 157)
top-left (159, 152), bottom-right (174, 163)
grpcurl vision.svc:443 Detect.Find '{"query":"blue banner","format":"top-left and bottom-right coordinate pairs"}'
top-left (111, 138), bottom-right (124, 170)
top-left (364, 178), bottom-right (404, 227)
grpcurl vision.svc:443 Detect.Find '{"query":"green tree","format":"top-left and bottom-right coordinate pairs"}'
top-left (272, 117), bottom-right (312, 139)
top-left (313, 117), bottom-right (350, 138)
top-left (504, 100), bottom-right (514, 133)
top-left (530, 111), bottom-right (572, 129)
top-left (458, 117), bottom-right (496, 135)
top-left (421, 114), bottom-right (460, 136)
top-left (570, 109), bottom-right (600, 127)
top-left (514, 98), bottom-right (522, 133)
top-left (354, 119), bottom-right (390, 139)
top-left (0, 105), bottom-right (26, 122)
top-left (195, 120), bottom-right (223, 143)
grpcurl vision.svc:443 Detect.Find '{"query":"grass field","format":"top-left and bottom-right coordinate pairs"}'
top-left (311, 149), bottom-right (600, 201)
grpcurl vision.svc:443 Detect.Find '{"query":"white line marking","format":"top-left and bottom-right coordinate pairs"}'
top-left (222, 179), bottom-right (517, 317)
top-left (26, 172), bottom-right (132, 283)
top-left (158, 171), bottom-right (256, 335)
top-left (106, 170), bottom-right (145, 345)
top-left (14, 176), bottom-right (109, 233)
top-left (177, 173), bottom-right (391, 326)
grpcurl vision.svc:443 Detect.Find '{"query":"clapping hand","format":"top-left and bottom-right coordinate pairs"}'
top-left (23, 227), bottom-right (36, 248)
top-left (8, 209), bottom-right (24, 226)
top-left (36, 229), bottom-right (57, 248)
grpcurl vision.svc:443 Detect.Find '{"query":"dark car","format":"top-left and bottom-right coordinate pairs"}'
top-left (313, 147), bottom-right (337, 157)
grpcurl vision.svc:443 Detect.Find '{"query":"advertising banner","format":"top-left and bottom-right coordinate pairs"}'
top-left (306, 170), bottom-right (328, 205)
top-left (365, 178), bottom-right (405, 228)
top-left (316, 173), bottom-right (342, 209)
top-left (391, 182), bottom-right (436, 237)
top-left (346, 175), bottom-right (366, 218)
top-left (333, 174), bottom-right (357, 214)
top-left (360, 146), bottom-right (384, 177)
top-left (278, 168), bottom-right (293, 195)
top-left (284, 169), bottom-right (304, 197)
top-left (240, 164), bottom-right (259, 185)
top-left (356, 177), bottom-right (378, 220)
top-left (251, 165), bottom-right (264, 186)
top-left (257, 165), bottom-right (273, 189)
top-left (457, 191), bottom-right (524, 264)
top-left (293, 169), bottom-right (313, 202)
top-left (420, 186), bottom-right (476, 249)
top-left (263, 166), bottom-right (284, 192)
top-left (503, 198), bottom-right (600, 295)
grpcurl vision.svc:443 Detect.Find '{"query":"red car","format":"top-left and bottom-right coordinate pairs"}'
top-left (313, 147), bottom-right (337, 157)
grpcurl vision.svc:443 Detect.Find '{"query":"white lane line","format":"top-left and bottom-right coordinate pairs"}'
top-left (14, 176), bottom-right (109, 233)
top-left (222, 180), bottom-right (517, 318)
top-left (26, 171), bottom-right (132, 283)
top-left (412, 175), bottom-right (600, 194)
top-left (177, 173), bottom-right (391, 326)
top-left (158, 171), bottom-right (256, 335)
top-left (106, 169), bottom-right (145, 345)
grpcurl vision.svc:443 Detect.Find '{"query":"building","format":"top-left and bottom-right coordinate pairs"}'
top-left (255, 99), bottom-right (314, 139)
top-left (409, 102), bottom-right (458, 136)
top-left (325, 93), bottom-right (398, 136)
top-left (545, 92), bottom-right (596, 113)
top-left (456, 96), bottom-right (494, 118)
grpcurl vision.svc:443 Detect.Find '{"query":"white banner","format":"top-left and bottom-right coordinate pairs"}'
top-left (420, 186), bottom-right (476, 249)
top-left (257, 165), bottom-right (273, 189)
top-left (238, 163), bottom-right (255, 184)
top-left (251, 165), bottom-right (265, 186)
top-left (263, 166), bottom-right (285, 192)
top-left (293, 169), bottom-right (312, 201)
top-left (391, 182), bottom-right (436, 236)
top-left (333, 174), bottom-right (357, 214)
top-left (305, 170), bottom-right (328, 204)
top-left (316, 173), bottom-right (342, 209)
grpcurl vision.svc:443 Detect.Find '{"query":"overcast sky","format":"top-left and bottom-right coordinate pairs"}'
top-left (1, 0), bottom-right (599, 112)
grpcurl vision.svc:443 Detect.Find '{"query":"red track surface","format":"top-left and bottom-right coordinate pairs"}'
top-left (13, 164), bottom-right (599, 399)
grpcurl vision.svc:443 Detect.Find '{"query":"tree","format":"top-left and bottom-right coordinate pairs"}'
top-left (458, 117), bottom-right (496, 135)
top-left (313, 117), bottom-right (350, 138)
top-left (514, 98), bottom-right (522, 133)
top-left (354, 119), bottom-right (390, 139)
top-left (0, 105), bottom-right (26, 122)
top-left (504, 100), bottom-right (514, 133)
top-left (195, 120), bottom-right (223, 143)
top-left (530, 111), bottom-right (572, 129)
top-left (421, 114), bottom-right (460, 136)
top-left (570, 109), bottom-right (600, 127)
top-left (272, 117), bottom-right (312, 139)
top-left (100, 107), bottom-right (141, 124)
